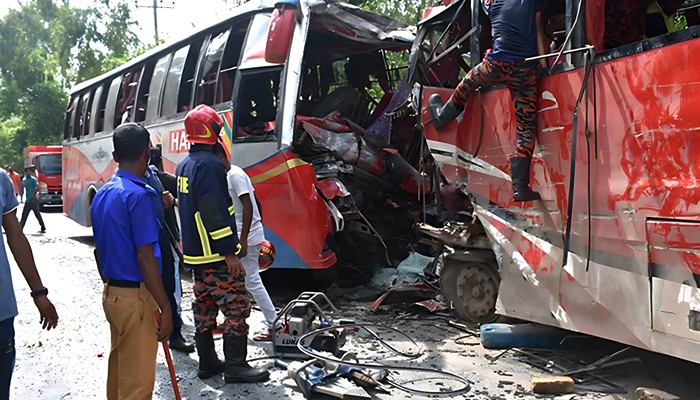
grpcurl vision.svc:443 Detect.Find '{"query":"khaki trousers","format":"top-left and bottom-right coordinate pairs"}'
top-left (102, 283), bottom-right (159, 400)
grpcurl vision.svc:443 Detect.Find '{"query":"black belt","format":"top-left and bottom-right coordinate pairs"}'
top-left (107, 279), bottom-right (141, 288)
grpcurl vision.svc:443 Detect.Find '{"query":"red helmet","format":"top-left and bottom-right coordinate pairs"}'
top-left (259, 240), bottom-right (276, 272)
top-left (184, 105), bottom-right (223, 145)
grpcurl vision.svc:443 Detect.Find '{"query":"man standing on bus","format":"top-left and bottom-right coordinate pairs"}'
top-left (19, 166), bottom-right (46, 232)
top-left (429, 0), bottom-right (548, 202)
top-left (177, 104), bottom-right (269, 383)
top-left (213, 142), bottom-right (279, 341)
top-left (90, 123), bottom-right (174, 399)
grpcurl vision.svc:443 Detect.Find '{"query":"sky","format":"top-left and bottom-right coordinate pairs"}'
top-left (0, 0), bottom-right (242, 46)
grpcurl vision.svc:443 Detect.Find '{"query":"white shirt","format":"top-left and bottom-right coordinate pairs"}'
top-left (226, 165), bottom-right (265, 246)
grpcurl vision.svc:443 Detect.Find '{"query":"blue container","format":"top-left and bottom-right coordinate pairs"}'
top-left (480, 323), bottom-right (570, 350)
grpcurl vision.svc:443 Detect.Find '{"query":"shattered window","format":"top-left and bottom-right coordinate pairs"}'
top-left (197, 28), bottom-right (230, 106)
top-left (234, 67), bottom-right (281, 142)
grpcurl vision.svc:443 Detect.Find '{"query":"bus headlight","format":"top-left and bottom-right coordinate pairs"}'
top-left (39, 182), bottom-right (48, 194)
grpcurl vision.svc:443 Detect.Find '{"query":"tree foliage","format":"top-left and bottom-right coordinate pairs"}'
top-left (0, 0), bottom-right (142, 170)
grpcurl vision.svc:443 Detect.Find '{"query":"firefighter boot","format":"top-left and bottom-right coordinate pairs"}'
top-left (195, 331), bottom-right (224, 379)
top-left (223, 334), bottom-right (270, 383)
top-left (510, 157), bottom-right (541, 202)
top-left (428, 94), bottom-right (461, 131)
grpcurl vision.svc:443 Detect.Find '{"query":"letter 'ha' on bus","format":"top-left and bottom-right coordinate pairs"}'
top-left (265, 0), bottom-right (297, 64)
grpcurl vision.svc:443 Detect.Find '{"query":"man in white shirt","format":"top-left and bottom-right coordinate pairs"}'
top-left (213, 143), bottom-right (278, 341)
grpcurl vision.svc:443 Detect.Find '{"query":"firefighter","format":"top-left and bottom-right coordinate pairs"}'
top-left (429, 0), bottom-right (547, 202)
top-left (176, 104), bottom-right (269, 383)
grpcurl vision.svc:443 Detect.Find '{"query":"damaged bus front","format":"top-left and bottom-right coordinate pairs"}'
top-left (412, 0), bottom-right (700, 365)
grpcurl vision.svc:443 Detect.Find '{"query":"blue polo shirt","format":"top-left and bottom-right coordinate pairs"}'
top-left (90, 169), bottom-right (162, 281)
top-left (0, 169), bottom-right (20, 322)
top-left (486, 0), bottom-right (542, 62)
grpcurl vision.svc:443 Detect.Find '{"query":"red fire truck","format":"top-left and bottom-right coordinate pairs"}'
top-left (23, 145), bottom-right (63, 208)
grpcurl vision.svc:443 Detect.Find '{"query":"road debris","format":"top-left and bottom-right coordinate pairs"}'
top-left (531, 376), bottom-right (575, 394)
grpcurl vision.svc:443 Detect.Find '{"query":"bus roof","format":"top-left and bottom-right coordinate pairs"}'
top-left (69, 0), bottom-right (275, 95)
top-left (69, 0), bottom-right (413, 95)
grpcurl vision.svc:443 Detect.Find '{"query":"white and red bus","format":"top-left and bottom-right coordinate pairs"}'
top-left (414, 0), bottom-right (700, 364)
top-left (63, 0), bottom-right (416, 272)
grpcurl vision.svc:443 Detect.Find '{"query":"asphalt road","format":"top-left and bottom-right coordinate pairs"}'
top-left (6, 207), bottom-right (700, 399)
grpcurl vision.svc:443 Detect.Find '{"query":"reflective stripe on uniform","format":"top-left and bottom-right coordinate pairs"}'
top-left (210, 226), bottom-right (233, 240)
top-left (183, 254), bottom-right (226, 265)
top-left (228, 205), bottom-right (234, 215)
top-left (194, 211), bottom-right (213, 255)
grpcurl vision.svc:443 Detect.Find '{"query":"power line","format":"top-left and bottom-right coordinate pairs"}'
top-left (135, 0), bottom-right (175, 46)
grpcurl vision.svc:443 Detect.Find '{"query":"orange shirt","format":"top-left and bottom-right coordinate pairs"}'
top-left (8, 171), bottom-right (21, 195)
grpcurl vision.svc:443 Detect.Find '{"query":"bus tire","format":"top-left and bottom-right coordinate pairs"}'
top-left (440, 260), bottom-right (504, 324)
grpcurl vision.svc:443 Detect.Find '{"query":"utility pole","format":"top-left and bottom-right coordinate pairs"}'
top-left (136, 0), bottom-right (174, 46)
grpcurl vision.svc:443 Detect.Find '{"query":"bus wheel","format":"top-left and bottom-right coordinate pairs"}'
top-left (441, 261), bottom-right (501, 324)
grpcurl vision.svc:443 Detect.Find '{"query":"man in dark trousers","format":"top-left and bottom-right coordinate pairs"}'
top-left (19, 166), bottom-right (46, 232)
top-left (0, 167), bottom-right (58, 400)
top-left (146, 148), bottom-right (193, 353)
top-left (177, 104), bottom-right (269, 383)
top-left (90, 123), bottom-right (173, 399)
top-left (429, 0), bottom-right (547, 202)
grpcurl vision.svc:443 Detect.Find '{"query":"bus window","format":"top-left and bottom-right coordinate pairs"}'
top-left (75, 91), bottom-right (90, 139)
top-left (197, 28), bottom-right (230, 106)
top-left (234, 67), bottom-right (282, 141)
top-left (115, 69), bottom-right (142, 126)
top-left (89, 85), bottom-right (104, 135)
top-left (135, 61), bottom-right (156, 123)
top-left (63, 95), bottom-right (78, 141)
top-left (217, 21), bottom-right (248, 103)
top-left (178, 39), bottom-right (205, 113)
top-left (81, 89), bottom-right (95, 137)
top-left (146, 54), bottom-right (172, 122)
top-left (162, 46), bottom-right (189, 117)
top-left (104, 76), bottom-right (122, 131)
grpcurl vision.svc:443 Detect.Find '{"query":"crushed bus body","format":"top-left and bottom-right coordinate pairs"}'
top-left (412, 0), bottom-right (700, 365)
top-left (62, 0), bottom-right (419, 274)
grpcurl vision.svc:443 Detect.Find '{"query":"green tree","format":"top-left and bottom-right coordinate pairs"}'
top-left (0, 0), bottom-right (142, 170)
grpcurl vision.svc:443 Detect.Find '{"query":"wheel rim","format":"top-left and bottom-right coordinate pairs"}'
top-left (454, 264), bottom-right (499, 322)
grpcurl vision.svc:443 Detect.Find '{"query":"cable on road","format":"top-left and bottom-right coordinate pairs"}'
top-left (296, 323), bottom-right (471, 397)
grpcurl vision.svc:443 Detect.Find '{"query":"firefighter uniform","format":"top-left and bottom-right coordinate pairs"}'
top-left (176, 145), bottom-right (250, 336)
top-left (177, 104), bottom-right (268, 383)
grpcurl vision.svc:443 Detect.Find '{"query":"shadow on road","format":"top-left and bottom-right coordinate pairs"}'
top-left (69, 235), bottom-right (96, 247)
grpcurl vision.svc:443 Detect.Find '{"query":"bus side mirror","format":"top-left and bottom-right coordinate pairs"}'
top-left (265, 0), bottom-right (298, 64)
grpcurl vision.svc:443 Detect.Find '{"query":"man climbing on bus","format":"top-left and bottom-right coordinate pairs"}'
top-left (429, 0), bottom-right (548, 202)
top-left (176, 104), bottom-right (269, 383)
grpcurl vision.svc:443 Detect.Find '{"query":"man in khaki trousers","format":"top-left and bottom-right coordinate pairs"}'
top-left (91, 123), bottom-right (173, 399)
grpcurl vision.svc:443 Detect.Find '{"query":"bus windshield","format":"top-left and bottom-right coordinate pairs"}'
top-left (37, 154), bottom-right (62, 175)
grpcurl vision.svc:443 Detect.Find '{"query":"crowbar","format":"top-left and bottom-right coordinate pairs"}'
top-left (156, 312), bottom-right (182, 400)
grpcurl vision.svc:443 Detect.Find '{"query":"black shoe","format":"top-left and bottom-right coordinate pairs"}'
top-left (223, 334), bottom-right (270, 383)
top-left (195, 331), bottom-right (224, 379)
top-left (511, 157), bottom-right (541, 202)
top-left (428, 94), bottom-right (462, 131)
top-left (169, 333), bottom-right (195, 354)
top-left (40, 227), bottom-right (46, 233)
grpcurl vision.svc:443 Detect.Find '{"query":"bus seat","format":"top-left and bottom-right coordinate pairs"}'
top-left (367, 91), bottom-right (394, 125)
top-left (311, 86), bottom-right (371, 127)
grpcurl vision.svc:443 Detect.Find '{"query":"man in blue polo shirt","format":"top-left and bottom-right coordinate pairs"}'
top-left (90, 123), bottom-right (173, 399)
top-left (0, 167), bottom-right (58, 400)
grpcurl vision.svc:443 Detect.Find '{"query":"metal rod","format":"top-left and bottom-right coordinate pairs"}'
top-left (525, 45), bottom-right (595, 63)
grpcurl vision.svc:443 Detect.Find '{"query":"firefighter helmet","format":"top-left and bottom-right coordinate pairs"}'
top-left (259, 240), bottom-right (276, 272)
top-left (184, 105), bottom-right (223, 145)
